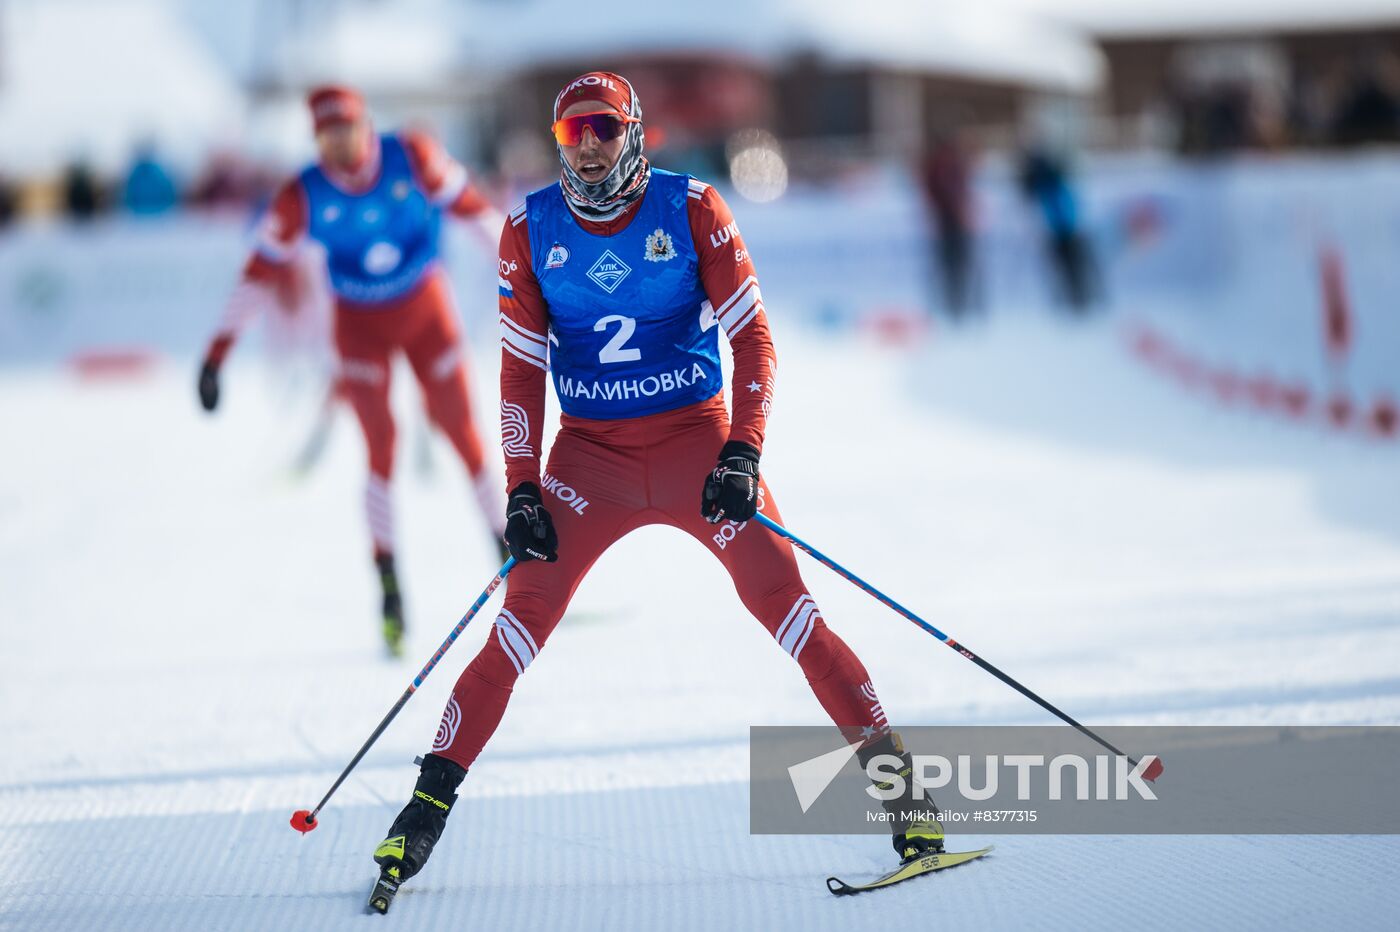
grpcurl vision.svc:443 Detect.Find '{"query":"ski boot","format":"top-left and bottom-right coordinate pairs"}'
top-left (895, 815), bottom-right (946, 863)
top-left (369, 753), bottom-right (466, 913)
top-left (859, 731), bottom-right (945, 862)
top-left (376, 553), bottom-right (405, 657)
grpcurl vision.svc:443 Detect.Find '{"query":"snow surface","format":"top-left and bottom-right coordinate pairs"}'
top-left (2, 310), bottom-right (1399, 929)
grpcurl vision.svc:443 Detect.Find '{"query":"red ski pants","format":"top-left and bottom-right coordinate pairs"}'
top-left (335, 272), bottom-right (495, 554)
top-left (334, 270), bottom-right (488, 485)
top-left (428, 394), bottom-right (891, 769)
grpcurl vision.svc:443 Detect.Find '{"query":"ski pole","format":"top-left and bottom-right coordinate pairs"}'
top-left (291, 556), bottom-right (517, 833)
top-left (754, 513), bottom-right (1162, 781)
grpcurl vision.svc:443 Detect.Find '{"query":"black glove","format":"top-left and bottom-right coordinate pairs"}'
top-left (701, 441), bottom-right (760, 524)
top-left (197, 361), bottom-right (220, 412)
top-left (504, 483), bottom-right (558, 562)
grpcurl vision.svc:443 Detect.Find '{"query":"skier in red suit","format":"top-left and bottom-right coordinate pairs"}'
top-left (198, 86), bottom-right (506, 655)
top-left (369, 72), bottom-right (941, 902)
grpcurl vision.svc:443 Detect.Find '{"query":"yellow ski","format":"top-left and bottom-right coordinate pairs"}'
top-left (826, 846), bottom-right (994, 896)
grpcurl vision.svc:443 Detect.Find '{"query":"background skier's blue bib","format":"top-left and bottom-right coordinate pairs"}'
top-left (526, 170), bottom-right (722, 420)
top-left (301, 135), bottom-right (440, 305)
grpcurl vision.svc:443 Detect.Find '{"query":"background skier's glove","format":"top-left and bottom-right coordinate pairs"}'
top-left (504, 483), bottom-right (558, 562)
top-left (197, 335), bottom-right (232, 413)
top-left (700, 441), bottom-right (761, 524)
top-left (197, 360), bottom-right (221, 412)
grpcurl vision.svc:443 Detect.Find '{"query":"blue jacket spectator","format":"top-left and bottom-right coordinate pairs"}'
top-left (123, 146), bottom-right (178, 215)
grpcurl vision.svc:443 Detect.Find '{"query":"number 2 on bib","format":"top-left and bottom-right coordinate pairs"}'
top-left (595, 314), bottom-right (641, 364)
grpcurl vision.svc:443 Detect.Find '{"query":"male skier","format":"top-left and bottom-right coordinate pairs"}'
top-left (198, 86), bottom-right (506, 654)
top-left (370, 72), bottom-right (938, 901)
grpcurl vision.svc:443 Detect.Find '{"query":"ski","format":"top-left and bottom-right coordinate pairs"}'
top-left (826, 845), bottom-right (994, 896)
top-left (366, 866), bottom-right (402, 914)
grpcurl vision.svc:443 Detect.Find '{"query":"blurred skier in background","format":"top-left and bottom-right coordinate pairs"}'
top-left (197, 85), bottom-right (507, 656)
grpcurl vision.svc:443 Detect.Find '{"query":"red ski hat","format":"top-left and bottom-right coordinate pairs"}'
top-left (552, 71), bottom-right (638, 122)
top-left (308, 85), bottom-right (366, 132)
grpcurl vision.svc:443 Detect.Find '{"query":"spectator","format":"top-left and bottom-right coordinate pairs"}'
top-left (63, 161), bottom-right (102, 222)
top-left (189, 151), bottom-right (266, 212)
top-left (122, 142), bottom-right (179, 215)
top-left (1331, 52), bottom-right (1400, 146)
top-left (919, 130), bottom-right (976, 318)
top-left (1018, 146), bottom-right (1098, 312)
top-left (0, 175), bottom-right (17, 229)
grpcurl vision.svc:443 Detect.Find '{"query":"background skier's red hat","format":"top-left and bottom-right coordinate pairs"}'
top-left (307, 85), bottom-right (366, 132)
top-left (552, 71), bottom-right (638, 122)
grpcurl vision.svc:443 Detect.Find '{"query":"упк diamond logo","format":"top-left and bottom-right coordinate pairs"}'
top-left (586, 250), bottom-right (632, 293)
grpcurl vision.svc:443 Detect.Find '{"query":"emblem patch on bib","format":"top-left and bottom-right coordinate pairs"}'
top-left (545, 243), bottom-right (570, 269)
top-left (587, 250), bottom-right (632, 292)
top-left (644, 227), bottom-right (677, 263)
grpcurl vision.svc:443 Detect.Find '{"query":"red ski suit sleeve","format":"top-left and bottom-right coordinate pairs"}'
top-left (202, 179), bottom-right (306, 365)
top-left (686, 181), bottom-right (776, 453)
top-left (495, 180), bottom-right (778, 493)
top-left (399, 129), bottom-right (494, 219)
top-left (496, 208), bottom-right (550, 494)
